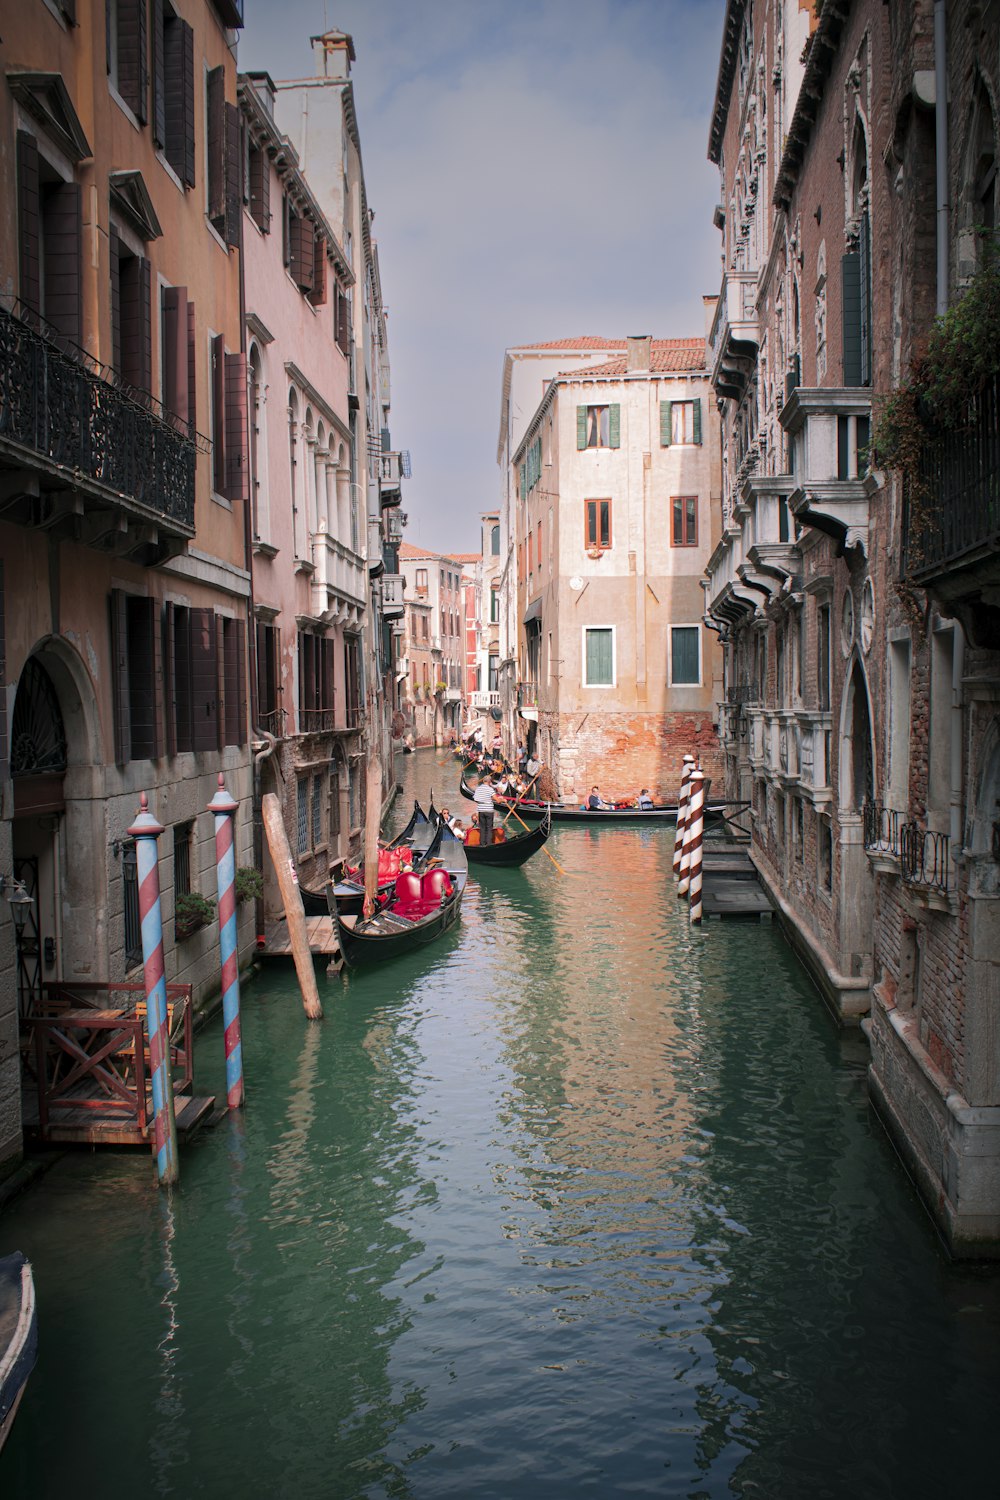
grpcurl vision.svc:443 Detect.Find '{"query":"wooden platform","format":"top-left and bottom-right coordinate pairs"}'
top-left (701, 845), bottom-right (775, 919)
top-left (260, 915), bottom-right (342, 958)
top-left (22, 1090), bottom-right (216, 1147)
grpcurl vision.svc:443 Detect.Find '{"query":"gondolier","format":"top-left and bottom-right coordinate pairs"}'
top-left (473, 775), bottom-right (497, 846)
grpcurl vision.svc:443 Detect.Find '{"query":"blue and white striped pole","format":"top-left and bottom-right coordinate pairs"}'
top-left (127, 794), bottom-right (179, 1186)
top-left (209, 773), bottom-right (244, 1109)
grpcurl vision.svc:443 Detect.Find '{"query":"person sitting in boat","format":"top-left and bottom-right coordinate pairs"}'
top-left (451, 819), bottom-right (466, 840)
top-left (587, 786), bottom-right (607, 810)
top-left (637, 788), bottom-right (654, 809)
top-left (465, 813), bottom-right (481, 846)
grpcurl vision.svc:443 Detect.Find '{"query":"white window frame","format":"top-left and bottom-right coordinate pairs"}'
top-left (668, 623), bottom-right (703, 687)
top-left (582, 625), bottom-right (616, 689)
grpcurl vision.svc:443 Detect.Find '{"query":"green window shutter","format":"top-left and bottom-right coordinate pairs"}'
top-left (692, 398), bottom-right (702, 445)
top-left (671, 626), bottom-right (700, 685)
top-left (660, 401), bottom-right (672, 446)
top-left (520, 461), bottom-right (527, 500)
top-left (586, 628), bottom-right (613, 686)
top-left (577, 406), bottom-right (588, 449)
top-left (535, 437), bottom-right (542, 485)
top-left (608, 404), bottom-right (620, 448)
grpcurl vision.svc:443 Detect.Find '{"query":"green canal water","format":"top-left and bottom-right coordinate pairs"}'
top-left (4, 747), bottom-right (1000, 1498)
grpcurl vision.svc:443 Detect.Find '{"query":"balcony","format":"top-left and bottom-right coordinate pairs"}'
top-left (378, 450), bottom-right (411, 507)
top-left (367, 516), bottom-right (384, 577)
top-left (906, 372), bottom-right (1000, 645)
top-left (780, 388), bottom-right (873, 554)
top-left (708, 268), bottom-right (759, 402)
top-left (470, 690), bottom-right (500, 711)
top-left (0, 302), bottom-right (198, 563)
top-left (380, 573), bottom-right (405, 618)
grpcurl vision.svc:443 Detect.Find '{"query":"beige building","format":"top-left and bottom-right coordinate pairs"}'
top-left (397, 542), bottom-right (464, 745)
top-left (0, 0), bottom-right (252, 1174)
top-left (506, 335), bottom-right (723, 802)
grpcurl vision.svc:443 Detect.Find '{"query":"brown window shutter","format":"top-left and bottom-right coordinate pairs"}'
top-left (151, 0), bottom-right (165, 147)
top-left (162, 285), bottom-right (188, 427)
top-left (16, 132), bottom-right (40, 316)
top-left (110, 589), bottom-right (131, 765)
top-left (212, 332), bottom-right (226, 493)
top-left (222, 619), bottom-right (236, 745)
top-left (164, 601), bottom-right (177, 756)
top-left (216, 614), bottom-right (226, 751)
top-left (186, 298), bottom-right (197, 435)
top-left (110, 226), bottom-right (122, 379)
top-left (118, 0), bottom-right (149, 123)
top-left (289, 213), bottom-right (315, 293)
top-left (207, 66), bottom-right (226, 227)
top-left (308, 234), bottom-right (327, 306)
top-left (126, 596), bottom-right (156, 759)
top-left (224, 102), bottom-right (241, 247)
top-left (151, 598), bottom-right (164, 758)
top-left (42, 180), bottom-right (83, 345)
top-left (248, 142), bottom-right (270, 232)
top-left (120, 253), bottom-right (152, 393)
top-left (224, 350), bottom-right (248, 502)
top-left (336, 288), bottom-right (351, 356)
top-left (173, 604), bottom-right (193, 752)
top-left (163, 18), bottom-right (196, 186)
top-left (235, 618), bottom-right (247, 746)
top-left (191, 607), bottom-right (218, 752)
top-left (138, 256), bottom-right (152, 393)
top-left (105, 0), bottom-right (112, 73)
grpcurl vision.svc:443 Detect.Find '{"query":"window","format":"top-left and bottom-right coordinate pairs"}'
top-left (122, 840), bottom-right (142, 970)
top-left (670, 625), bottom-right (701, 686)
top-left (108, 0), bottom-right (148, 120)
top-left (210, 335), bottom-right (248, 501)
top-left (584, 627), bottom-right (615, 687)
top-left (577, 404), bottom-right (620, 449)
top-left (817, 603), bottom-right (831, 711)
top-left (111, 227), bottom-right (151, 393)
top-left (488, 654), bottom-right (499, 692)
top-left (152, 3), bottom-right (195, 186)
top-left (490, 524), bottom-right (500, 556)
top-left (415, 568), bottom-right (428, 596)
top-left (585, 499), bottom-right (612, 551)
top-left (818, 815), bottom-right (833, 893)
top-left (311, 772), bottom-right (323, 849)
top-left (173, 822), bottom-right (192, 899)
top-left (334, 283), bottom-right (351, 355)
top-left (344, 635), bottom-right (361, 726)
top-left (110, 591), bottom-right (161, 763)
top-left (163, 603), bottom-right (245, 755)
top-left (660, 399), bottom-right (702, 445)
top-left (246, 139), bottom-right (270, 232)
top-left (887, 637), bottom-right (911, 809)
top-left (296, 778), bottom-right (309, 855)
top-left (298, 631), bottom-right (335, 732)
top-left (16, 134), bottom-right (83, 341)
top-left (671, 496), bottom-right (698, 546)
top-left (256, 620), bottom-right (281, 734)
top-left (206, 66), bottom-right (240, 246)
top-left (161, 285), bottom-right (195, 431)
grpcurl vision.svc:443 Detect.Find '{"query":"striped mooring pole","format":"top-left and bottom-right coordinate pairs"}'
top-left (673, 754), bottom-right (696, 881)
top-left (687, 769), bottom-right (706, 925)
top-left (127, 793), bottom-right (179, 1186)
top-left (209, 773), bottom-right (244, 1109)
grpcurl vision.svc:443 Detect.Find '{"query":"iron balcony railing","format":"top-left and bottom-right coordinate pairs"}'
top-left (863, 801), bottom-right (904, 858)
top-left (0, 302), bottom-right (198, 530)
top-left (909, 371), bottom-right (1000, 579)
top-left (900, 822), bottom-right (950, 894)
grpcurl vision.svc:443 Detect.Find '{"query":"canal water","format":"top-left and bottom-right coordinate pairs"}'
top-left (4, 747), bottom-right (1000, 1498)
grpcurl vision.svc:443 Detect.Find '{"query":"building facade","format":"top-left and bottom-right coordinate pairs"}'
top-left (0, 0), bottom-right (253, 1173)
top-left (396, 542), bottom-right (464, 744)
top-left (506, 335), bottom-right (723, 802)
top-left (704, 0), bottom-right (1000, 1254)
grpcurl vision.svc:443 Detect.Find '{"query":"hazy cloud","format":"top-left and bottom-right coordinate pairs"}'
top-left (241, 0), bottom-right (725, 552)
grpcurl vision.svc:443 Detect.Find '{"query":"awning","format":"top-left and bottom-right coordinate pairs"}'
top-left (522, 598), bottom-right (542, 624)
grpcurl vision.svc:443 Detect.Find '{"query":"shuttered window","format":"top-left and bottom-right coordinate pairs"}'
top-left (842, 252), bottom-right (862, 387)
top-left (110, 591), bottom-right (163, 764)
top-left (156, 5), bottom-right (196, 186)
top-left (224, 350), bottom-right (248, 502)
top-left (221, 616), bottom-right (247, 746)
top-left (112, 0), bottom-right (149, 123)
top-left (585, 499), bottom-right (612, 551)
top-left (191, 606), bottom-right (219, 751)
top-left (298, 632), bottom-right (335, 731)
top-left (661, 400), bottom-right (702, 445)
top-left (16, 132), bottom-right (41, 315)
top-left (256, 621), bottom-right (281, 731)
top-left (311, 773), bottom-right (323, 849)
top-left (296, 778), bottom-right (309, 854)
top-left (112, 236), bottom-right (152, 394)
top-left (211, 333), bottom-right (226, 493)
top-left (584, 628), bottom-right (614, 687)
top-left (577, 405), bottom-right (621, 450)
top-left (670, 625), bottom-right (700, 686)
top-left (161, 285), bottom-right (189, 428)
top-left (308, 234), bottom-right (327, 306)
top-left (248, 140), bottom-right (270, 231)
top-left (207, 67), bottom-right (240, 245)
top-left (344, 635), bottom-right (361, 726)
top-left (288, 209), bottom-right (316, 293)
top-left (334, 284), bottom-right (351, 354)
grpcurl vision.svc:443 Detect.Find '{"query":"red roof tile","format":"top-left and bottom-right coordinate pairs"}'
top-left (558, 343), bottom-right (706, 377)
top-left (517, 336), bottom-right (704, 352)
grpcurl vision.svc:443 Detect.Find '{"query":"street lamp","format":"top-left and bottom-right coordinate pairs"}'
top-left (0, 874), bottom-right (35, 934)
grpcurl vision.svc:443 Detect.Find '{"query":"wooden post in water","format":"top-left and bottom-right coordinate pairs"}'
top-left (208, 773), bottom-right (244, 1107)
top-left (127, 794), bottom-right (179, 1185)
top-left (687, 770), bottom-right (705, 925)
top-left (262, 792), bottom-right (323, 1020)
top-left (673, 754), bottom-right (696, 880)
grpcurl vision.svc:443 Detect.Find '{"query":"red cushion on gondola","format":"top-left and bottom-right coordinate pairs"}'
top-left (393, 871), bottom-right (424, 914)
top-left (421, 868), bottom-right (453, 906)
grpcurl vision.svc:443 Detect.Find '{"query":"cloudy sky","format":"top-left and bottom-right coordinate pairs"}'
top-left (240, 0), bottom-right (725, 555)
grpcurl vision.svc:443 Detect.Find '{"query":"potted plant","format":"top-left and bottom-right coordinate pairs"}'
top-left (174, 890), bottom-right (216, 940)
top-left (235, 866), bottom-right (263, 905)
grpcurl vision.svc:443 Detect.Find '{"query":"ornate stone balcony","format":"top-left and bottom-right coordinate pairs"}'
top-left (780, 387), bottom-right (873, 554)
top-left (708, 268), bottom-right (759, 402)
top-left (0, 302), bottom-right (199, 564)
top-left (380, 573), bottom-right (405, 618)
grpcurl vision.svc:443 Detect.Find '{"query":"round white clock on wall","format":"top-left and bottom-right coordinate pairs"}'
top-left (569, 576), bottom-right (584, 591)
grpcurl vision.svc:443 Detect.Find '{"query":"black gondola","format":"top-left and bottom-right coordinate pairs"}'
top-left (328, 817), bottom-right (468, 967)
top-left (0, 1252), bottom-right (37, 1454)
top-left (298, 803), bottom-right (434, 917)
top-left (463, 808), bottom-right (552, 867)
top-left (458, 774), bottom-right (725, 826)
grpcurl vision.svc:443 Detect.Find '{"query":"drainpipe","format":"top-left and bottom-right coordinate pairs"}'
top-left (934, 0), bottom-right (949, 318)
top-left (950, 628), bottom-right (965, 857)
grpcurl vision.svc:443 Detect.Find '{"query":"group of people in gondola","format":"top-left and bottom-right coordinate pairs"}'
top-left (439, 805), bottom-right (507, 847)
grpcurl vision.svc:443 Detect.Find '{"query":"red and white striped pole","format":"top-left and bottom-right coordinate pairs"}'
top-left (127, 793), bottom-right (179, 1186)
top-left (687, 769), bottom-right (706, 925)
top-left (673, 754), bottom-right (696, 881)
top-left (209, 773), bottom-right (244, 1109)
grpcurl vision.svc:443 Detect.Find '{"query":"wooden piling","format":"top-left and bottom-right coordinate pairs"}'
top-left (262, 792), bottom-right (323, 1020)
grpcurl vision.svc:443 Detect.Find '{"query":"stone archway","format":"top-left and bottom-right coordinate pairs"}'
top-left (10, 638), bottom-right (107, 995)
top-left (840, 654), bottom-right (875, 815)
top-left (835, 651), bottom-right (876, 996)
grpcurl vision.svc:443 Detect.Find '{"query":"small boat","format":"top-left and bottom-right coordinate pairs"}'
top-left (459, 775), bottom-right (725, 825)
top-left (328, 817), bottom-right (468, 967)
top-left (0, 1253), bottom-right (37, 1454)
top-left (462, 808), bottom-right (553, 868)
top-left (299, 804), bottom-right (435, 917)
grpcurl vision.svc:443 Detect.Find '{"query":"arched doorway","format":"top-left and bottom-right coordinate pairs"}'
top-left (841, 655), bottom-right (875, 813)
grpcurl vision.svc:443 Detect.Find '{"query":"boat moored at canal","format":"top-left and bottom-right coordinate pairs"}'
top-left (328, 819), bottom-right (468, 966)
top-left (0, 1253), bottom-right (37, 1454)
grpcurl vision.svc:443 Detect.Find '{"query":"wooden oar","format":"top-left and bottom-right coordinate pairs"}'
top-left (495, 788), bottom-right (571, 877)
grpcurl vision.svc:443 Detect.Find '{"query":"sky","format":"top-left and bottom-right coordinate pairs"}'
top-left (240, 0), bottom-right (726, 556)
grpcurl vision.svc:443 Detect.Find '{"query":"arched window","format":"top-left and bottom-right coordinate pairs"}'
top-left (490, 524), bottom-right (500, 556)
top-left (963, 78), bottom-right (997, 259)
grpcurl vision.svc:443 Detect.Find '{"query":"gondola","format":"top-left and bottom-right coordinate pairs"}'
top-left (458, 774), bottom-right (725, 825)
top-left (462, 808), bottom-right (553, 867)
top-left (0, 1252), bottom-right (37, 1454)
top-left (299, 803), bottom-right (434, 917)
top-left (328, 816), bottom-right (468, 967)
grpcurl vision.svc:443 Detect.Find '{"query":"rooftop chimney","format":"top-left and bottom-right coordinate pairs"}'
top-left (626, 335), bottom-right (651, 373)
top-left (310, 29), bottom-right (356, 79)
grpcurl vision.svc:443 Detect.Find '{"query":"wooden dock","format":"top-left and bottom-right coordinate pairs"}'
top-left (260, 915), bottom-right (341, 958)
top-left (701, 841), bottom-right (774, 920)
top-left (21, 1089), bottom-right (216, 1147)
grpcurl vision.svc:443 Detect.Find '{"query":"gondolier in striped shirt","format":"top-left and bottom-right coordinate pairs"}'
top-left (473, 776), bottom-right (498, 846)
